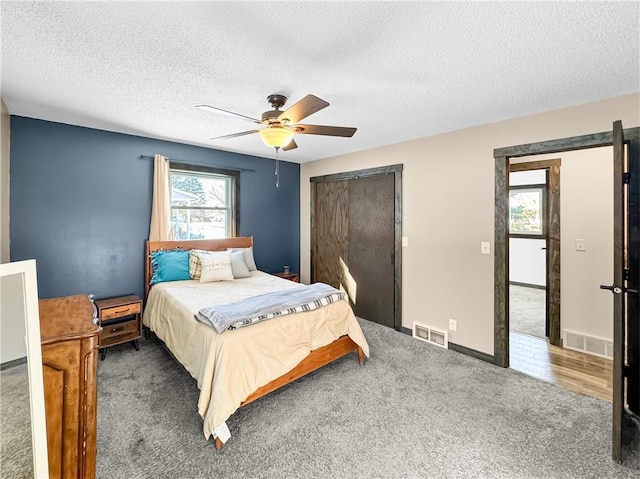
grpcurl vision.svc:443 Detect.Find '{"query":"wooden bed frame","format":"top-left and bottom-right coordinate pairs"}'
top-left (144, 237), bottom-right (365, 449)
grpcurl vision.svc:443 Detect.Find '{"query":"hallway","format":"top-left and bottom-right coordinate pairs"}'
top-left (509, 331), bottom-right (612, 402)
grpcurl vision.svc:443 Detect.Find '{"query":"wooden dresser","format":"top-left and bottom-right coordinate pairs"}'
top-left (39, 294), bottom-right (101, 479)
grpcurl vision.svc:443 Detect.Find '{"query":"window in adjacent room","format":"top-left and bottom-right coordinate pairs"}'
top-left (509, 186), bottom-right (545, 235)
top-left (170, 164), bottom-right (239, 240)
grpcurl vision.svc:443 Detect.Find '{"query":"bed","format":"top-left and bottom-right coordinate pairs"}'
top-left (142, 237), bottom-right (369, 448)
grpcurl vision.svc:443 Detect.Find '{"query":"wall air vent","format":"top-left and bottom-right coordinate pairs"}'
top-left (605, 342), bottom-right (614, 358)
top-left (563, 330), bottom-right (613, 359)
top-left (585, 337), bottom-right (606, 356)
top-left (565, 331), bottom-right (585, 350)
top-left (413, 322), bottom-right (448, 349)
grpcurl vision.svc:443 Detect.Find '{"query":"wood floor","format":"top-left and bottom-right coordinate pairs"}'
top-left (509, 331), bottom-right (613, 402)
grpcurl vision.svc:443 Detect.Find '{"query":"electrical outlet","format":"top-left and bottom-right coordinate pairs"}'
top-left (402, 236), bottom-right (408, 247)
top-left (449, 319), bottom-right (457, 332)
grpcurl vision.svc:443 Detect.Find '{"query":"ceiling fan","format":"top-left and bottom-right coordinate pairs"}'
top-left (195, 94), bottom-right (357, 152)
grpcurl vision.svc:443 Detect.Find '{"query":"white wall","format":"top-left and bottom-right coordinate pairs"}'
top-left (0, 98), bottom-right (23, 363)
top-left (509, 238), bottom-right (546, 286)
top-left (510, 170), bottom-right (546, 187)
top-left (1, 273), bottom-right (27, 363)
top-left (561, 147), bottom-right (614, 341)
top-left (300, 93), bottom-right (639, 355)
top-left (514, 147), bottom-right (614, 341)
top-left (1, 98), bottom-right (9, 263)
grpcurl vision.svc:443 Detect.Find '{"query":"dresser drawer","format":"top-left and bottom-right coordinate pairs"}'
top-left (99, 319), bottom-right (140, 347)
top-left (101, 302), bottom-right (141, 320)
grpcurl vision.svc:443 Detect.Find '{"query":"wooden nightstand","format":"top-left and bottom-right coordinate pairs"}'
top-left (94, 295), bottom-right (142, 360)
top-left (274, 272), bottom-right (300, 283)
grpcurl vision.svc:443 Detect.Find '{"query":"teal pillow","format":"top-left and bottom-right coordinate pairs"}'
top-left (150, 250), bottom-right (190, 284)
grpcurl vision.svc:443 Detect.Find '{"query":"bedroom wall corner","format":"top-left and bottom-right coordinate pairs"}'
top-left (300, 92), bottom-right (640, 356)
top-left (0, 99), bottom-right (25, 364)
top-left (1, 98), bottom-right (10, 264)
top-left (9, 117), bottom-right (301, 300)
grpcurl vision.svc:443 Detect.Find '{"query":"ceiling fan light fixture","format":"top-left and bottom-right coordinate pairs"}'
top-left (258, 127), bottom-right (294, 149)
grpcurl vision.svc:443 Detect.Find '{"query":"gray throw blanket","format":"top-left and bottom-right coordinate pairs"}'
top-left (195, 282), bottom-right (346, 334)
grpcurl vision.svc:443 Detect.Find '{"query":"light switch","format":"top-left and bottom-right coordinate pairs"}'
top-left (481, 242), bottom-right (491, 255)
top-left (402, 236), bottom-right (408, 247)
top-left (576, 239), bottom-right (587, 252)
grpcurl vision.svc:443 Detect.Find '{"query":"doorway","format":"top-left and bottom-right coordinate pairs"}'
top-left (310, 164), bottom-right (403, 330)
top-left (493, 124), bottom-right (640, 463)
top-left (508, 160), bottom-right (561, 344)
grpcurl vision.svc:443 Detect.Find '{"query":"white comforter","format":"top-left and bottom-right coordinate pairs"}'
top-left (143, 271), bottom-right (370, 442)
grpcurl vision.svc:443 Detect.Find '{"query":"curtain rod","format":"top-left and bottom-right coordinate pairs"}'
top-left (138, 155), bottom-right (256, 173)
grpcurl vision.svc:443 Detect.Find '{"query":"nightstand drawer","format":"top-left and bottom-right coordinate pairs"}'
top-left (100, 319), bottom-right (140, 346)
top-left (102, 302), bottom-right (141, 320)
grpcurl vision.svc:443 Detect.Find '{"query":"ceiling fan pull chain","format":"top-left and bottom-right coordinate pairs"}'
top-left (275, 147), bottom-right (280, 188)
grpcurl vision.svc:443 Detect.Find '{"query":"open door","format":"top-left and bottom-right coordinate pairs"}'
top-left (601, 120), bottom-right (640, 462)
top-left (627, 129), bottom-right (640, 419)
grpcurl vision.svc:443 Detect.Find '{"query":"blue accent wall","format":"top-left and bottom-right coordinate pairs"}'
top-left (10, 116), bottom-right (300, 300)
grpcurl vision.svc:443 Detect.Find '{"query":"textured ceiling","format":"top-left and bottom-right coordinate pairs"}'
top-left (1, 1), bottom-right (639, 163)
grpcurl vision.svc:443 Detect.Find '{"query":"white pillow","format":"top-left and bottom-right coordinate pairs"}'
top-left (199, 251), bottom-right (234, 283)
top-left (230, 251), bottom-right (251, 279)
top-left (227, 247), bottom-right (257, 271)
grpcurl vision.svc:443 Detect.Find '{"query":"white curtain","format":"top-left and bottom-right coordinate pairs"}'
top-left (149, 154), bottom-right (174, 241)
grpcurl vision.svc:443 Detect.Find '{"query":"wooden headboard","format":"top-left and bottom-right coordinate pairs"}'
top-left (144, 236), bottom-right (254, 300)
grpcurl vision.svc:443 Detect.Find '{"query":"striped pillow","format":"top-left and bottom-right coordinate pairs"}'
top-left (189, 249), bottom-right (214, 280)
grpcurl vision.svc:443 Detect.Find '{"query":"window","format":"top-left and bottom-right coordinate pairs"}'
top-left (170, 164), bottom-right (239, 240)
top-left (509, 187), bottom-right (544, 235)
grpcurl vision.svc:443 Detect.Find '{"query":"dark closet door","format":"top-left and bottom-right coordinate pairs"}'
top-left (347, 174), bottom-right (395, 328)
top-left (314, 180), bottom-right (349, 288)
top-left (312, 166), bottom-right (401, 330)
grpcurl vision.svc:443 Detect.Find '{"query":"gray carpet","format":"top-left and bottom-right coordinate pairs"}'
top-left (510, 285), bottom-right (546, 338)
top-left (0, 363), bottom-right (33, 479)
top-left (2, 318), bottom-right (639, 478)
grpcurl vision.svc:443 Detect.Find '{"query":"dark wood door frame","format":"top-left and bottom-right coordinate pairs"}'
top-left (310, 164), bottom-right (403, 331)
top-left (493, 127), bottom-right (640, 369)
top-left (509, 159), bottom-right (562, 346)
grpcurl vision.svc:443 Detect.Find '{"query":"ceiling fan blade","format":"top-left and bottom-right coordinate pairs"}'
top-left (210, 129), bottom-right (260, 141)
top-left (293, 124), bottom-right (357, 137)
top-left (196, 104), bottom-right (261, 123)
top-left (282, 138), bottom-right (298, 151)
top-left (278, 95), bottom-right (329, 124)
